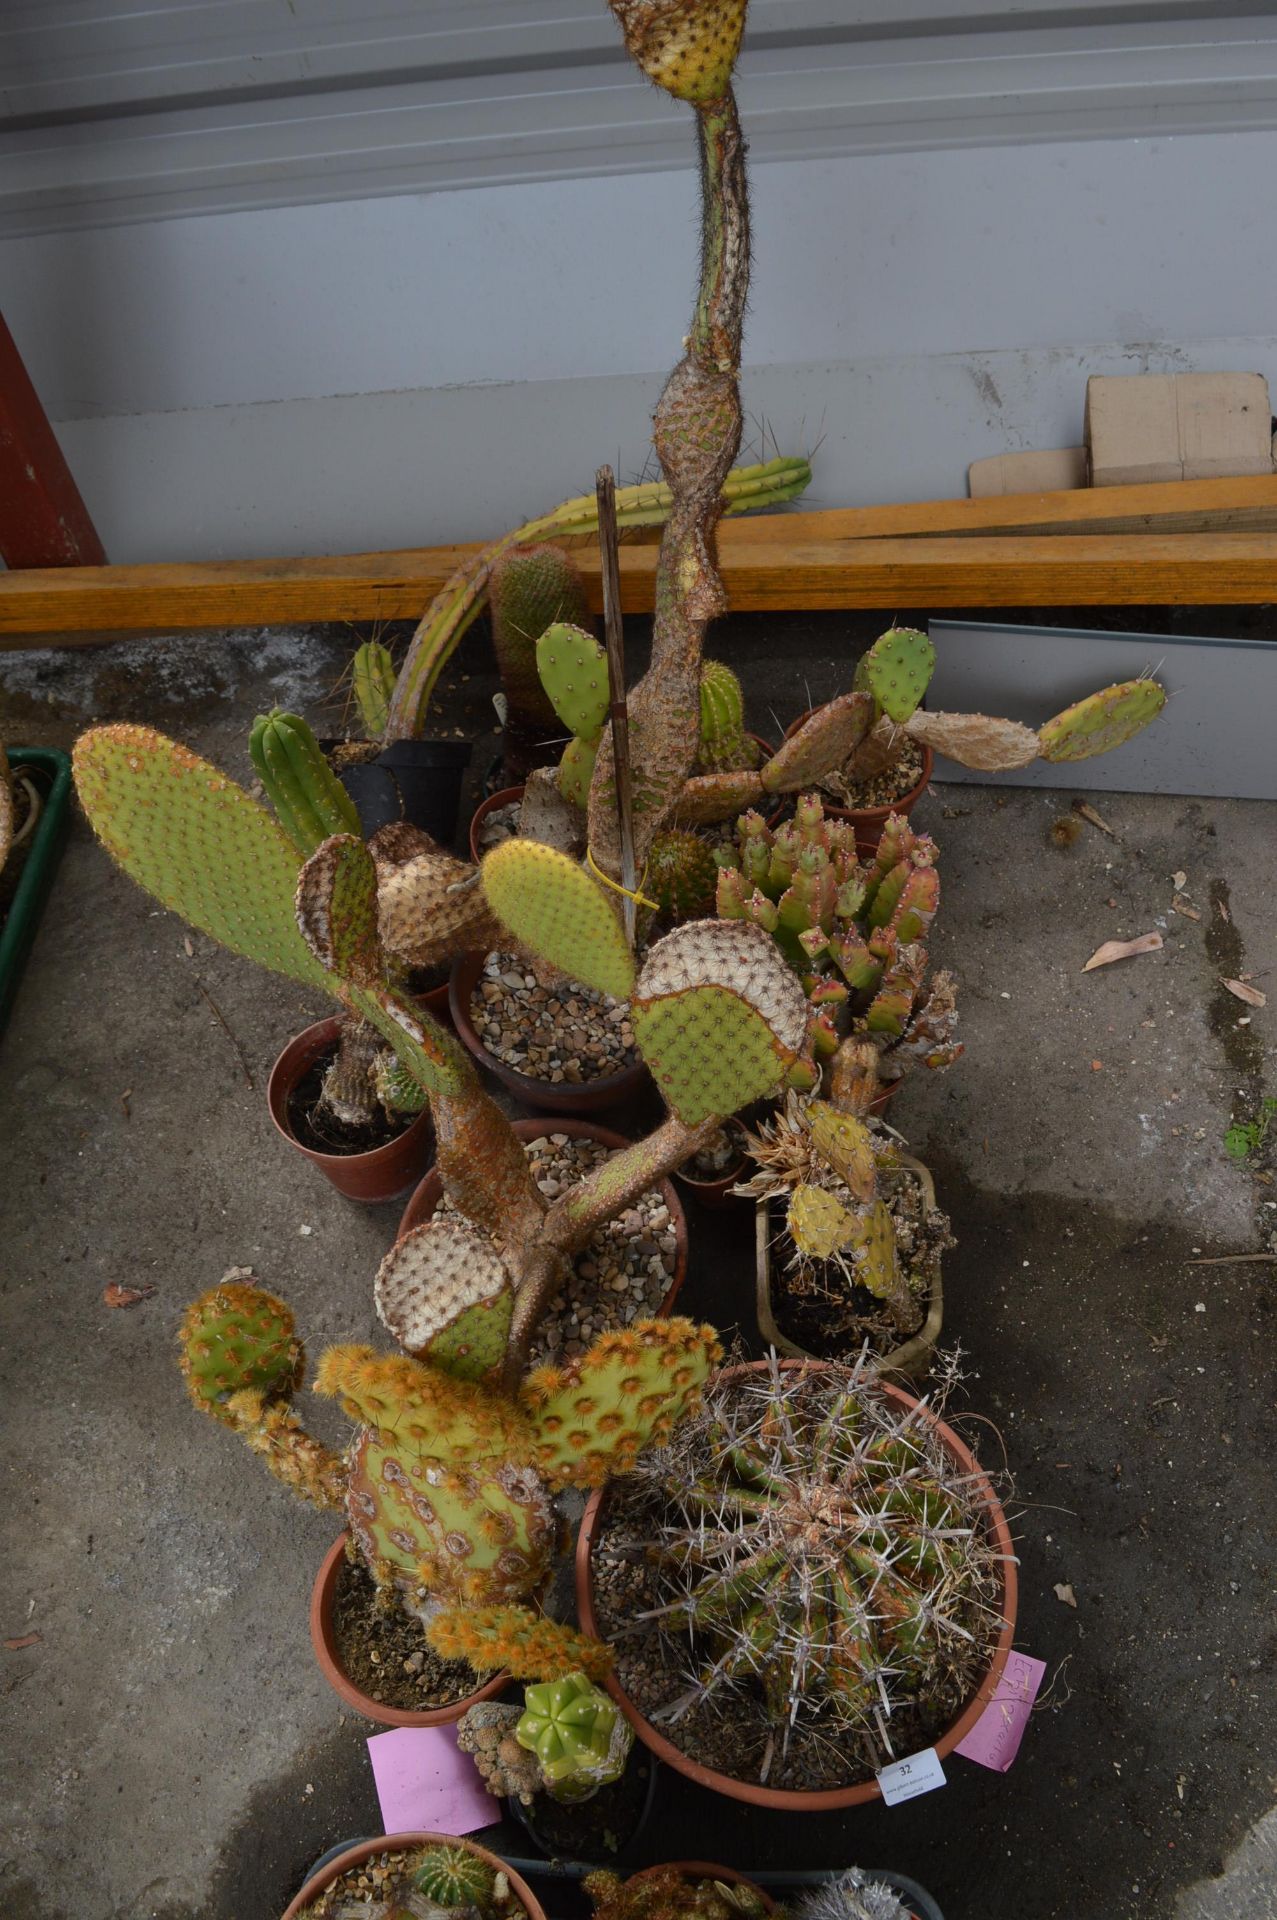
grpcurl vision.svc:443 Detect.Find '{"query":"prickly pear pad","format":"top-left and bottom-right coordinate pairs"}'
top-left (375, 1218), bottom-right (514, 1380)
top-left (179, 1281), bottom-right (303, 1424)
top-left (609, 0), bottom-right (748, 103)
top-left (906, 708), bottom-right (1040, 771)
top-left (73, 725), bottom-right (329, 989)
top-left (863, 627), bottom-right (936, 724)
top-left (1038, 679), bottom-right (1167, 762)
top-left (536, 622), bottom-right (611, 741)
top-left (295, 833), bottom-right (382, 986)
top-left (482, 839), bottom-right (636, 1001)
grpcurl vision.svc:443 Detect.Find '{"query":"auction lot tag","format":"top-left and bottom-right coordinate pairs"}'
top-left (876, 1746), bottom-right (946, 1805)
top-left (955, 1650), bottom-right (1047, 1773)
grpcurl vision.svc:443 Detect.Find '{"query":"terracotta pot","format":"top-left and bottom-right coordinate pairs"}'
top-left (267, 1018), bottom-right (436, 1204)
top-left (449, 950), bottom-right (651, 1116)
top-left (414, 978), bottom-right (452, 1024)
top-left (469, 783), bottom-right (526, 864)
top-left (398, 1117), bottom-right (688, 1309)
top-left (672, 1146), bottom-right (748, 1211)
top-left (625, 1865), bottom-right (775, 1913)
top-left (754, 1155), bottom-right (943, 1383)
top-left (282, 1832), bottom-right (545, 1920)
top-left (782, 708), bottom-right (933, 855)
top-left (309, 1534), bottom-right (509, 1728)
top-left (576, 1360), bottom-right (1018, 1811)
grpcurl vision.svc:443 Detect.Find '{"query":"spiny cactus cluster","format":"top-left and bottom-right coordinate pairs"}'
top-left (584, 1869), bottom-right (766, 1920)
top-left (825, 625), bottom-right (1168, 800)
top-left (180, 1264), bottom-right (720, 1668)
top-left (491, 544), bottom-right (591, 778)
top-left (789, 1870), bottom-right (911, 1920)
top-left (717, 796), bottom-right (961, 1108)
top-left (631, 1352), bottom-right (1007, 1777)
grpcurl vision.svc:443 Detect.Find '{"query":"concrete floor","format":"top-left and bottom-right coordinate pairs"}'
top-left (2, 611), bottom-right (1275, 1920)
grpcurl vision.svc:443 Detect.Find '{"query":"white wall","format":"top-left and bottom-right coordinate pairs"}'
top-left (6, 124), bottom-right (1277, 560)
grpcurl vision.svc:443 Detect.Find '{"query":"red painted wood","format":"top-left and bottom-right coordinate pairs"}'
top-left (0, 312), bottom-right (106, 568)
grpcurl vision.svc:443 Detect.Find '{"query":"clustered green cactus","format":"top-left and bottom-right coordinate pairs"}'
top-left (584, 1869), bottom-right (766, 1920)
top-left (717, 796), bottom-right (960, 1107)
top-left (631, 1352), bottom-right (1007, 1777)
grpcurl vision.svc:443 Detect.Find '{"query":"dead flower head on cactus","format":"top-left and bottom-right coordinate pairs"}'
top-left (622, 1349), bottom-right (1009, 1780)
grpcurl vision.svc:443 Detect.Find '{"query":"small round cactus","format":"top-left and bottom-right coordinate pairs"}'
top-left (412, 1842), bottom-right (497, 1910)
top-left (178, 1280), bottom-right (302, 1425)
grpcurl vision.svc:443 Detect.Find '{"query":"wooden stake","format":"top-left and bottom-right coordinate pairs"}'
top-left (595, 465), bottom-right (638, 944)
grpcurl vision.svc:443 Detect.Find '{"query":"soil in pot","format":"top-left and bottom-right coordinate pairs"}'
top-left (765, 1166), bottom-right (952, 1361)
top-left (330, 1556), bottom-right (484, 1715)
top-left (513, 1744), bottom-right (655, 1861)
top-left (436, 1132), bottom-right (678, 1362)
top-left (587, 1371), bottom-right (1009, 1797)
top-left (286, 1046), bottom-right (416, 1157)
top-left (470, 952), bottom-right (638, 1089)
top-left (818, 736), bottom-right (926, 813)
top-left (298, 1840), bottom-right (535, 1920)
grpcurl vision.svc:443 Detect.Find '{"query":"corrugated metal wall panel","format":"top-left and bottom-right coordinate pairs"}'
top-left (2, 3), bottom-right (1271, 234)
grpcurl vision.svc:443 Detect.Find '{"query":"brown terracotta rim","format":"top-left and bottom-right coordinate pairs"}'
top-left (753, 1155), bottom-right (943, 1385)
top-left (449, 949), bottom-right (651, 1115)
top-left (267, 1017), bottom-right (435, 1203)
top-left (625, 1865), bottom-right (775, 1913)
top-left (281, 1832), bottom-right (546, 1920)
top-left (469, 783), bottom-right (526, 864)
top-left (309, 1534), bottom-right (509, 1728)
top-left (576, 1359), bottom-right (1018, 1810)
top-left (397, 1116), bottom-right (688, 1314)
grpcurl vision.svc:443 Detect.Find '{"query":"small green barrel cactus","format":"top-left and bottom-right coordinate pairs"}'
top-left (411, 1842), bottom-right (497, 1910)
top-left (516, 1669), bottom-right (630, 1800)
top-left (645, 829), bottom-right (721, 922)
top-left (698, 659), bottom-right (759, 773)
top-left (248, 709), bottom-right (362, 856)
top-left (491, 544), bottom-right (592, 776)
top-left (352, 640), bottom-right (397, 740)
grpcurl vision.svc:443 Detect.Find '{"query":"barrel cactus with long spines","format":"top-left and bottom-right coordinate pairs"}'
top-left (697, 660), bottom-right (759, 773)
top-left (627, 1352), bottom-right (1008, 1778)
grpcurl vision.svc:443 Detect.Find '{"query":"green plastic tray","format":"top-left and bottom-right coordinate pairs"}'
top-left (0, 747), bottom-right (72, 1033)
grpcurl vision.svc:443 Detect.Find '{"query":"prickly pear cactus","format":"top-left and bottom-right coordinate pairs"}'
top-left (609, 0), bottom-right (748, 102)
top-left (1038, 678), bottom-right (1167, 762)
top-left (411, 1842), bottom-right (497, 1909)
top-left (537, 622), bottom-right (610, 741)
top-left (428, 1605), bottom-right (614, 1683)
top-left (857, 627), bottom-right (936, 724)
top-left (491, 544), bottom-right (590, 763)
top-left (631, 920), bottom-right (811, 1126)
top-left (481, 838), bottom-right (636, 1001)
top-left (294, 832), bottom-right (383, 987)
top-left (558, 733), bottom-right (600, 812)
top-left (905, 708), bottom-right (1040, 771)
top-left (248, 708), bottom-right (362, 854)
top-left (178, 1279), bottom-right (302, 1425)
top-left (74, 725), bottom-right (329, 990)
top-left (374, 1217), bottom-right (514, 1380)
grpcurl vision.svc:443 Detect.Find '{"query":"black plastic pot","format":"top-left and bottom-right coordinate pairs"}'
top-left (1, 747), bottom-right (72, 1034)
top-left (506, 1742), bottom-right (659, 1865)
top-left (330, 740), bottom-right (473, 844)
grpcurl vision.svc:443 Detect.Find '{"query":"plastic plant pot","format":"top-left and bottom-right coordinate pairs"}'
top-left (0, 747), bottom-right (72, 1034)
top-left (398, 1115), bottom-right (688, 1313)
top-left (282, 1831), bottom-right (544, 1920)
top-left (449, 950), bottom-right (651, 1116)
top-left (506, 1741), bottom-right (659, 1864)
top-left (576, 1361), bottom-right (1018, 1811)
top-left (308, 1534), bottom-right (508, 1729)
top-left (267, 1016), bottom-right (436, 1203)
top-left (332, 739), bottom-right (473, 844)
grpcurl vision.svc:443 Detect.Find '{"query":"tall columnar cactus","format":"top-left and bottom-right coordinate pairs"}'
top-left (351, 639), bottom-right (397, 740)
top-left (383, 455), bottom-right (811, 744)
top-left (491, 544), bottom-right (592, 778)
top-left (248, 709), bottom-right (364, 855)
top-left (716, 795), bottom-right (960, 1104)
top-left (631, 1353), bottom-right (1006, 1773)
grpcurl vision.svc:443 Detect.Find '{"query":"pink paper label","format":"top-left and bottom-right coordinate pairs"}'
top-left (955, 1651), bottom-right (1047, 1772)
top-left (367, 1725), bottom-right (497, 1837)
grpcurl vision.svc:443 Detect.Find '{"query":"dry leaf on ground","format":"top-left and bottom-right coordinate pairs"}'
top-left (1171, 895), bottom-right (1200, 922)
top-left (1083, 932), bottom-right (1163, 972)
top-left (4, 1632), bottom-right (42, 1651)
top-left (103, 1283), bottom-right (157, 1309)
top-left (1054, 1584), bottom-right (1078, 1609)
top-left (1223, 979), bottom-right (1266, 1009)
top-left (1171, 869), bottom-right (1187, 890)
top-left (1073, 801), bottom-right (1116, 837)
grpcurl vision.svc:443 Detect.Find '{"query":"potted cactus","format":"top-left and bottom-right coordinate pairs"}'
top-left (577, 1351), bottom-right (1017, 1810)
top-left (281, 1832), bottom-right (544, 1920)
top-left (583, 1866), bottom-right (772, 1920)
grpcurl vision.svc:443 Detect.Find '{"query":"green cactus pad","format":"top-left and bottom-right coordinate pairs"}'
top-left (73, 725), bottom-right (329, 990)
top-left (1038, 679), bottom-right (1167, 762)
top-left (905, 708), bottom-right (1040, 771)
top-left (761, 692), bottom-right (875, 794)
top-left (536, 622), bottom-right (611, 741)
top-left (808, 1102), bottom-right (877, 1203)
top-left (374, 1218), bottom-right (513, 1380)
top-left (631, 920), bottom-right (810, 1126)
top-left (314, 1345), bottom-right (534, 1463)
top-left (557, 733), bottom-right (599, 811)
top-left (862, 628), bottom-right (936, 723)
top-left (673, 768), bottom-right (767, 826)
top-left (788, 1184), bottom-right (857, 1259)
top-left (609, 0), bottom-right (748, 102)
top-left (492, 544), bottom-right (590, 728)
top-left (481, 839), bottom-right (636, 1001)
top-left (412, 1844), bottom-right (497, 1910)
top-left (294, 833), bottom-right (382, 986)
top-left (179, 1281), bottom-right (302, 1425)
top-left (522, 1317), bottom-right (721, 1489)
top-left (352, 641), bottom-right (396, 740)
top-left (248, 709), bottom-right (362, 854)
top-left (428, 1604), bottom-right (614, 1682)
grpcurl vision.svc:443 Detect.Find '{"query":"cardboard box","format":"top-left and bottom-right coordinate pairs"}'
top-left (968, 446), bottom-right (1088, 497)
top-left (1086, 372), bottom-right (1273, 487)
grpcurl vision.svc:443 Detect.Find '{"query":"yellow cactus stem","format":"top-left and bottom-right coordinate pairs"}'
top-left (231, 1394), bottom-right (348, 1511)
top-left (609, 0), bottom-right (749, 104)
top-left (787, 1184), bottom-right (857, 1261)
top-left (807, 1100), bottom-right (877, 1202)
top-left (312, 1345), bottom-right (535, 1464)
top-left (426, 1603), bottom-right (614, 1682)
top-left (481, 838), bottom-right (636, 1001)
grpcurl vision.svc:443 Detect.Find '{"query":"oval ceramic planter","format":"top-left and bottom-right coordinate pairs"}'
top-left (782, 708), bottom-right (933, 855)
top-left (267, 1017), bottom-right (436, 1203)
top-left (576, 1360), bottom-right (1018, 1812)
top-left (309, 1535), bottom-right (508, 1728)
top-left (450, 950), bottom-right (651, 1116)
top-left (282, 1832), bottom-right (545, 1920)
top-left (399, 1117), bottom-right (688, 1310)
top-left (754, 1155), bottom-right (943, 1384)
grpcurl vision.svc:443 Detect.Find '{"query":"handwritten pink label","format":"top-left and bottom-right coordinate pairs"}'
top-left (955, 1651), bottom-right (1047, 1772)
top-left (367, 1726), bottom-right (496, 1836)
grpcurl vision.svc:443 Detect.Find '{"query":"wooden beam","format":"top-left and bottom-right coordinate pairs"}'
top-left (8, 524), bottom-right (1277, 642)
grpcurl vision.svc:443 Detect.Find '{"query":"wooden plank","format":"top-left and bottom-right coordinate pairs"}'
top-left (9, 530), bottom-right (1277, 641)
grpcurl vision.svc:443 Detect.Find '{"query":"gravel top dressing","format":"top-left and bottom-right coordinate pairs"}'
top-left (820, 737), bottom-right (925, 811)
top-left (471, 950), bottom-right (637, 1084)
